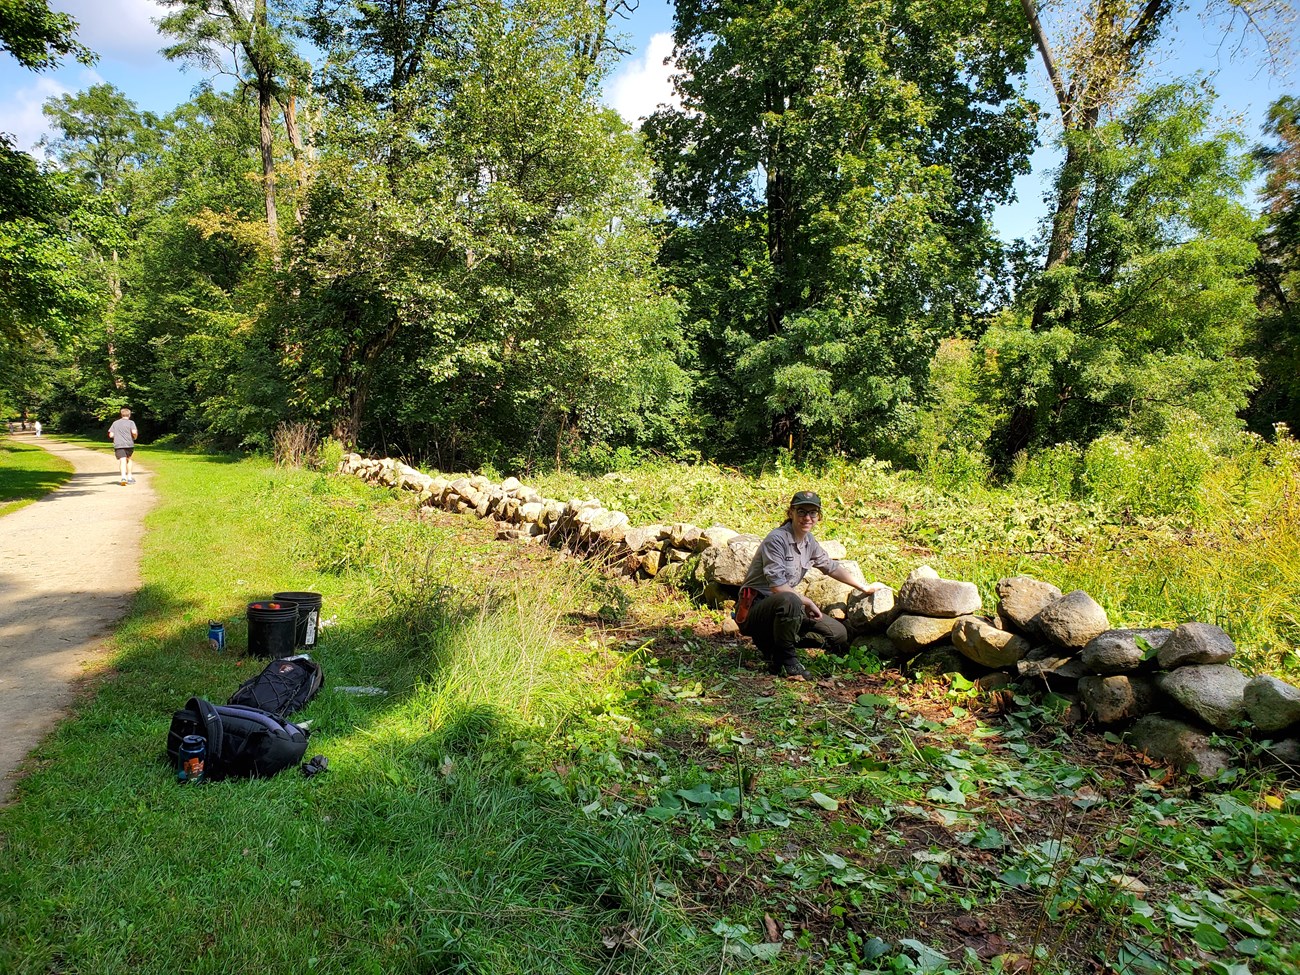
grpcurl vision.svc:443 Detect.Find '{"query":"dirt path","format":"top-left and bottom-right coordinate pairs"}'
top-left (0, 434), bottom-right (156, 803)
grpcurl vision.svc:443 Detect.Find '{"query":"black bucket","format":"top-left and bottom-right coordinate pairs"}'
top-left (246, 599), bottom-right (299, 657)
top-left (273, 591), bottom-right (323, 648)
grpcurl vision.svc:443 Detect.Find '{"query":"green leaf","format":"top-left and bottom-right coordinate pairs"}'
top-left (677, 783), bottom-right (716, 805)
top-left (1192, 923), bottom-right (1229, 952)
top-left (810, 792), bottom-right (839, 811)
top-left (821, 852), bottom-right (848, 870)
top-left (899, 938), bottom-right (950, 973)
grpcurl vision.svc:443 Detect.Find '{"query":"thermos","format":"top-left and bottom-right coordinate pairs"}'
top-left (177, 735), bottom-right (207, 784)
top-left (208, 620), bottom-right (225, 653)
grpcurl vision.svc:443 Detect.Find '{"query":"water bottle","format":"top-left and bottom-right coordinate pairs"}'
top-left (208, 621), bottom-right (225, 653)
top-left (177, 735), bottom-right (207, 784)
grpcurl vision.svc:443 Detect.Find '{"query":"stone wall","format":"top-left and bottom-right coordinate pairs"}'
top-left (339, 453), bottom-right (1300, 779)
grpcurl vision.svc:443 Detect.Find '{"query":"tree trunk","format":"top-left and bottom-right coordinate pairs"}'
top-left (105, 248), bottom-right (126, 391)
top-left (280, 92), bottom-right (308, 225)
top-left (259, 82), bottom-right (279, 251)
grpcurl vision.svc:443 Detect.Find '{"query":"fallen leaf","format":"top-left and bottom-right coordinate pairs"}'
top-left (763, 914), bottom-right (780, 943)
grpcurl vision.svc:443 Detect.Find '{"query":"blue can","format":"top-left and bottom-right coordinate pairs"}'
top-left (177, 735), bottom-right (206, 784)
top-left (208, 621), bottom-right (225, 653)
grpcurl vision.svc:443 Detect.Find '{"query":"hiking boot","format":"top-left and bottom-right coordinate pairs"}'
top-left (783, 660), bottom-right (812, 681)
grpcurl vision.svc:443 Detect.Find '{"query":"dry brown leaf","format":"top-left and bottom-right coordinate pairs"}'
top-left (763, 915), bottom-right (780, 943)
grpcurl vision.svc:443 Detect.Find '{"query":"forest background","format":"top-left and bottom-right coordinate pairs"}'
top-left (1, 0), bottom-right (1299, 487)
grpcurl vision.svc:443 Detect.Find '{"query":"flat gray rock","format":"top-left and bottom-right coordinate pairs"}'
top-left (1125, 715), bottom-right (1233, 779)
top-left (1157, 622), bottom-right (1236, 669)
top-left (996, 576), bottom-right (1062, 634)
top-left (1081, 628), bottom-right (1171, 675)
top-left (1079, 675), bottom-right (1155, 724)
top-left (1156, 664), bottom-right (1250, 731)
top-left (845, 586), bottom-right (896, 635)
top-left (1033, 590), bottom-right (1109, 649)
top-left (896, 577), bottom-right (981, 618)
top-left (1243, 675), bottom-right (1300, 733)
top-left (699, 534), bottom-right (761, 587)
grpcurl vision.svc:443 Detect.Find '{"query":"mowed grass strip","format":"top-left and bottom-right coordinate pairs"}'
top-left (0, 448), bottom-right (707, 975)
top-left (0, 436), bottom-right (74, 517)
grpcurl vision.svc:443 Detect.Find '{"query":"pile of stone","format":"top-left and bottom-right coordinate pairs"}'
top-left (874, 569), bottom-right (1300, 779)
top-left (337, 453), bottom-right (1300, 779)
top-left (338, 455), bottom-right (727, 576)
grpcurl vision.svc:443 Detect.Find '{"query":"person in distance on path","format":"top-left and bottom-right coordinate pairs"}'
top-left (735, 491), bottom-right (887, 680)
top-left (107, 407), bottom-right (138, 485)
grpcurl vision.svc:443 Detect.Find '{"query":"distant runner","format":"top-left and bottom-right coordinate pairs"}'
top-left (107, 407), bottom-right (139, 486)
top-left (736, 491), bottom-right (886, 680)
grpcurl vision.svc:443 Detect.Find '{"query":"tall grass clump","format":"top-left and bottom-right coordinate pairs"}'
top-left (0, 446), bottom-right (708, 974)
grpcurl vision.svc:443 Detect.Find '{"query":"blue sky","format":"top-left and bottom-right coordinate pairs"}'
top-left (2, 0), bottom-right (1294, 243)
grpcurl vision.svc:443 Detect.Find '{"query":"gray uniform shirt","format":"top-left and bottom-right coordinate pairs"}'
top-left (740, 521), bottom-right (841, 596)
top-left (109, 417), bottom-right (137, 449)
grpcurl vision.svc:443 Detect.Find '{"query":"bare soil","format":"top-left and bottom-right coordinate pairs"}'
top-left (0, 433), bottom-right (156, 803)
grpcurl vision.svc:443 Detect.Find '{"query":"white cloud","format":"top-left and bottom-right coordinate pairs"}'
top-left (2, 76), bottom-right (74, 154)
top-left (54, 0), bottom-right (170, 66)
top-left (605, 32), bottom-right (680, 127)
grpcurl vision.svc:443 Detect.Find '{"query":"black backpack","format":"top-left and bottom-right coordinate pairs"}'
top-left (166, 697), bottom-right (309, 780)
top-left (227, 655), bottom-right (324, 718)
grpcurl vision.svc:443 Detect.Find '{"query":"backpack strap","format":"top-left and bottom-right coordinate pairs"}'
top-left (188, 697), bottom-right (225, 765)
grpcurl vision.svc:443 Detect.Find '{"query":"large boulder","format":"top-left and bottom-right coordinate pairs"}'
top-left (1080, 628), bottom-right (1171, 675)
top-left (1033, 591), bottom-right (1109, 649)
top-left (1243, 675), bottom-right (1300, 733)
top-left (1157, 622), bottom-right (1236, 669)
top-left (798, 565), bottom-right (859, 619)
top-left (896, 577), bottom-right (981, 618)
top-left (951, 618), bottom-right (1032, 668)
top-left (1079, 675), bottom-right (1156, 724)
top-left (1156, 664), bottom-right (1250, 731)
top-left (886, 614), bottom-right (972, 655)
top-left (996, 576), bottom-right (1062, 634)
top-left (1126, 715), bottom-right (1233, 779)
top-left (845, 587), bottom-right (896, 635)
top-left (699, 534), bottom-right (762, 587)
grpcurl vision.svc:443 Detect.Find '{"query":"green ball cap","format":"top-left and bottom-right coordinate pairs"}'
top-left (789, 490), bottom-right (822, 509)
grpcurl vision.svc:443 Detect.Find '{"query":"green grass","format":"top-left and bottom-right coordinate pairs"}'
top-left (0, 448), bottom-right (710, 974)
top-left (0, 436), bottom-right (74, 516)
top-left (3, 445), bottom-right (1298, 975)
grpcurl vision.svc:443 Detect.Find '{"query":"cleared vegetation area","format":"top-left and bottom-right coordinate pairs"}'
top-left (0, 445), bottom-right (1297, 974)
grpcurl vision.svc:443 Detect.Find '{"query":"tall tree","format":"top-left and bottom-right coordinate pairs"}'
top-left (1246, 94), bottom-right (1300, 433)
top-left (645, 0), bottom-right (1036, 456)
top-left (1019, 0), bottom-right (1292, 327)
top-left (158, 0), bottom-right (311, 249)
top-left (0, 0), bottom-right (97, 355)
top-left (287, 0), bottom-right (684, 462)
top-left (42, 84), bottom-right (158, 390)
top-left (984, 83), bottom-right (1259, 451)
top-left (0, 0), bottom-right (92, 70)
top-left (1002, 0), bottom-right (1291, 460)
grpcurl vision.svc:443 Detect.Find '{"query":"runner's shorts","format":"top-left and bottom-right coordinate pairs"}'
top-left (114, 448), bottom-right (134, 459)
